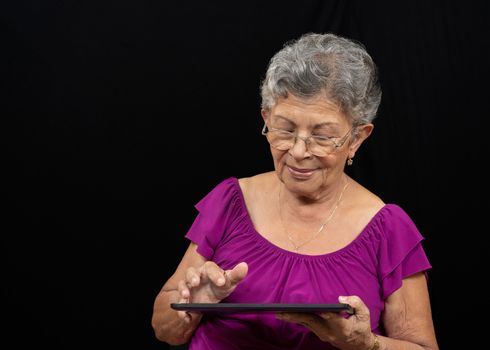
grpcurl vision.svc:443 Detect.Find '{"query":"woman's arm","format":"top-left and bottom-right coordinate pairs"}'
top-left (151, 243), bottom-right (206, 345)
top-left (378, 272), bottom-right (439, 350)
top-left (151, 242), bottom-right (248, 345)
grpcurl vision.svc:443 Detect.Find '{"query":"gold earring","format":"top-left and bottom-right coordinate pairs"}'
top-left (347, 158), bottom-right (353, 166)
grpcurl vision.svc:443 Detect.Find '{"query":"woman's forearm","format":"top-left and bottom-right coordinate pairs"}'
top-left (375, 334), bottom-right (439, 350)
top-left (151, 289), bottom-right (202, 345)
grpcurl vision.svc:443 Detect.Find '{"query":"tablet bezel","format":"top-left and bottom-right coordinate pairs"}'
top-left (170, 302), bottom-right (353, 314)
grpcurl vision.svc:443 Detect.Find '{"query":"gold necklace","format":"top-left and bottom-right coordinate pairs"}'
top-left (279, 179), bottom-right (349, 252)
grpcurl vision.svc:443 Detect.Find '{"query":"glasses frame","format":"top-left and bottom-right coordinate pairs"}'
top-left (261, 122), bottom-right (354, 156)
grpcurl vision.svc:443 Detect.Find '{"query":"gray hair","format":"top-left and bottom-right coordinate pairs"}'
top-left (260, 33), bottom-right (382, 125)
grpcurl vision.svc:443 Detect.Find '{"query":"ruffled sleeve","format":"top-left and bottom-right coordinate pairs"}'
top-left (378, 204), bottom-right (432, 299)
top-left (185, 177), bottom-right (240, 260)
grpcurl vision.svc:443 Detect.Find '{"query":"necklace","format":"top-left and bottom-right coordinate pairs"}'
top-left (279, 179), bottom-right (349, 252)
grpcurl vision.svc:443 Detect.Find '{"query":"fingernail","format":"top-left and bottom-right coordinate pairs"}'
top-left (339, 296), bottom-right (346, 302)
top-left (217, 277), bottom-right (225, 285)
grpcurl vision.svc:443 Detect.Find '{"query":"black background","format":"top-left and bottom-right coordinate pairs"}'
top-left (3, 1), bottom-right (489, 349)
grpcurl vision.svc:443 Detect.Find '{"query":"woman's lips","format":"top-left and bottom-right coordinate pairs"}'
top-left (287, 165), bottom-right (316, 179)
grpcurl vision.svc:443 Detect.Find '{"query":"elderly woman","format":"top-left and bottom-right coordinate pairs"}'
top-left (151, 33), bottom-right (439, 350)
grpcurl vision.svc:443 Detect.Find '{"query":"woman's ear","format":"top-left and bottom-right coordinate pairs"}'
top-left (348, 123), bottom-right (374, 159)
top-left (261, 109), bottom-right (269, 122)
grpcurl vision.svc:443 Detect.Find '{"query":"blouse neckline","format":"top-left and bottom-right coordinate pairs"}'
top-left (231, 177), bottom-right (388, 260)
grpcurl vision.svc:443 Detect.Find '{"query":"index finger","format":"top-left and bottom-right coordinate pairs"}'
top-left (202, 261), bottom-right (226, 286)
top-left (185, 266), bottom-right (200, 287)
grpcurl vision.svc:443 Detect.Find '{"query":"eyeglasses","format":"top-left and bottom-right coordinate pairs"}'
top-left (261, 123), bottom-right (353, 157)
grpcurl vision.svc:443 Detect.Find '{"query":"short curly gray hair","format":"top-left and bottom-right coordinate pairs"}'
top-left (260, 33), bottom-right (382, 125)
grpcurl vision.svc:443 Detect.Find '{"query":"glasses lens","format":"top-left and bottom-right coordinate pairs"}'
top-left (267, 130), bottom-right (294, 150)
top-left (309, 141), bottom-right (332, 156)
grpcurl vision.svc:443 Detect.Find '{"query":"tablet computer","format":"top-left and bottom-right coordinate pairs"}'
top-left (170, 303), bottom-right (353, 314)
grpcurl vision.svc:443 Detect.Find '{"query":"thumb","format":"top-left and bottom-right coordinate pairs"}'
top-left (226, 262), bottom-right (248, 285)
top-left (339, 295), bottom-right (370, 318)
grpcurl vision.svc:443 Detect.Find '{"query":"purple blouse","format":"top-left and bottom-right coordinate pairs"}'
top-left (185, 177), bottom-right (431, 350)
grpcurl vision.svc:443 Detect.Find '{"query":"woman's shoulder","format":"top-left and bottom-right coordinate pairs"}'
top-left (347, 180), bottom-right (418, 225)
top-left (196, 173), bottom-right (275, 210)
top-left (195, 177), bottom-right (242, 210)
top-left (197, 173), bottom-right (274, 210)
top-left (238, 172), bottom-right (277, 201)
top-left (346, 181), bottom-right (418, 234)
top-left (237, 172), bottom-right (276, 219)
top-left (345, 177), bottom-right (385, 222)
top-left (238, 171), bottom-right (275, 191)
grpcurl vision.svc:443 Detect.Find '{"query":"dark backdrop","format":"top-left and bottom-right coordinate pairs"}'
top-left (3, 1), bottom-right (489, 349)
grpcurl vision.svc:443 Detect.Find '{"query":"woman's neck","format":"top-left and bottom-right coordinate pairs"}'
top-left (279, 175), bottom-right (349, 221)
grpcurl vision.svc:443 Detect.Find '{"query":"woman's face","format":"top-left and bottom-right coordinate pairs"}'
top-left (262, 94), bottom-right (354, 200)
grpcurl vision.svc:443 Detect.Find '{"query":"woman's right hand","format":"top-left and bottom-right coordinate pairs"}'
top-left (176, 261), bottom-right (248, 320)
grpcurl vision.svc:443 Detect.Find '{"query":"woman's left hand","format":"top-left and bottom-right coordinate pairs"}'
top-left (276, 296), bottom-right (377, 350)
